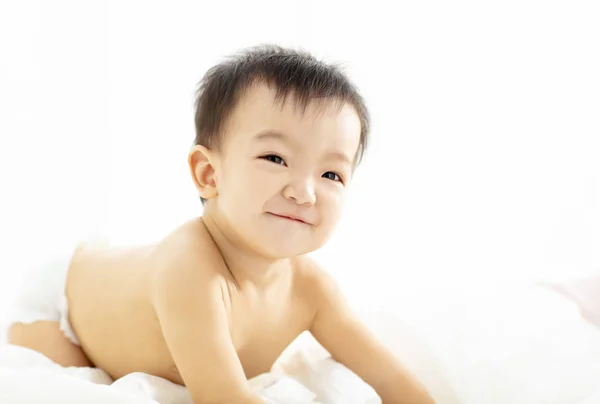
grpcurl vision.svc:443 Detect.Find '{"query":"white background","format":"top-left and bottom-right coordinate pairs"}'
top-left (1, 0), bottom-right (599, 326)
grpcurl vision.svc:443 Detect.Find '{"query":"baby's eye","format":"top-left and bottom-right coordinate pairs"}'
top-left (323, 171), bottom-right (343, 183)
top-left (261, 154), bottom-right (286, 166)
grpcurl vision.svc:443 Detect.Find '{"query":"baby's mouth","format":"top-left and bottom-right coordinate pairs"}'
top-left (267, 212), bottom-right (309, 224)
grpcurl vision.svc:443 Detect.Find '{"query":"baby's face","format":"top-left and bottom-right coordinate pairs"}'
top-left (212, 83), bottom-right (361, 258)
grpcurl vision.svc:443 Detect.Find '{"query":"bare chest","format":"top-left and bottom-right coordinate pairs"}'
top-left (227, 293), bottom-right (312, 378)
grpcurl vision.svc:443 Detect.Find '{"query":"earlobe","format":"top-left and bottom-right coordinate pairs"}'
top-left (188, 145), bottom-right (218, 200)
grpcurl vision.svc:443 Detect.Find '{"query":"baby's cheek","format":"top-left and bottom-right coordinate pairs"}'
top-left (320, 186), bottom-right (345, 211)
top-left (251, 171), bottom-right (283, 198)
top-left (231, 166), bottom-right (260, 193)
top-left (323, 198), bottom-right (346, 232)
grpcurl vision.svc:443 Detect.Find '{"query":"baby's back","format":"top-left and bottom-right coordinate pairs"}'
top-left (66, 241), bottom-right (177, 381)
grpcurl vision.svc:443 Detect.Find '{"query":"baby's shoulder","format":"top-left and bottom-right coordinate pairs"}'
top-left (292, 255), bottom-right (338, 303)
top-left (150, 220), bottom-right (228, 289)
top-left (147, 224), bottom-right (233, 322)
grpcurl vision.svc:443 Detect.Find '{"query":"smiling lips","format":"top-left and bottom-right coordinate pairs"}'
top-left (269, 212), bottom-right (310, 224)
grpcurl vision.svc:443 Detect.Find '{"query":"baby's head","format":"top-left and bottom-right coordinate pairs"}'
top-left (189, 45), bottom-right (369, 259)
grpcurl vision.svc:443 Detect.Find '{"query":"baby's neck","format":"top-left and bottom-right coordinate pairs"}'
top-left (199, 214), bottom-right (293, 290)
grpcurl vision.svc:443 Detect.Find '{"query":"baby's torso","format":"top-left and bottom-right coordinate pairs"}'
top-left (66, 242), bottom-right (171, 381)
top-left (65, 233), bottom-right (315, 384)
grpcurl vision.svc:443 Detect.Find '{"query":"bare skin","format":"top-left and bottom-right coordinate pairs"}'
top-left (65, 218), bottom-right (313, 384)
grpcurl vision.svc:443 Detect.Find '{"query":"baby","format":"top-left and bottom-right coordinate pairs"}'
top-left (7, 45), bottom-right (434, 404)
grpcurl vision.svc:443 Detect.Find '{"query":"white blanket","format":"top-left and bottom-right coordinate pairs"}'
top-left (410, 284), bottom-right (600, 404)
top-left (0, 343), bottom-right (380, 404)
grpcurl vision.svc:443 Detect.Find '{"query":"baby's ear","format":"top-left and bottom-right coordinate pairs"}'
top-left (188, 145), bottom-right (218, 200)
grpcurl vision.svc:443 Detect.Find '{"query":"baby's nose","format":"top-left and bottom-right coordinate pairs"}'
top-left (283, 178), bottom-right (316, 205)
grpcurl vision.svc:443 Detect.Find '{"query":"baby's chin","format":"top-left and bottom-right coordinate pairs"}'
top-left (253, 234), bottom-right (324, 260)
top-left (262, 242), bottom-right (319, 260)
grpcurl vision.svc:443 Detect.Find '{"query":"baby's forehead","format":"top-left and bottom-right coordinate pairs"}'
top-left (226, 84), bottom-right (360, 143)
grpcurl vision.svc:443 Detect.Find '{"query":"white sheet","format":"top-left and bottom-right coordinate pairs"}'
top-left (0, 344), bottom-right (380, 404)
top-left (407, 284), bottom-right (600, 404)
top-left (4, 284), bottom-right (600, 404)
top-left (580, 392), bottom-right (600, 404)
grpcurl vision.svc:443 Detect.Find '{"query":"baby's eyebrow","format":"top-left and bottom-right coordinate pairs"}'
top-left (253, 130), bottom-right (298, 148)
top-left (325, 151), bottom-right (352, 166)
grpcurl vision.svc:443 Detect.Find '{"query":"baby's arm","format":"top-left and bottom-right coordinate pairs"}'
top-left (306, 262), bottom-right (435, 404)
top-left (152, 256), bottom-right (264, 404)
